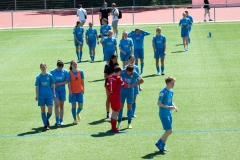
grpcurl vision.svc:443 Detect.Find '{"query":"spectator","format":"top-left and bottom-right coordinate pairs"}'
top-left (99, 2), bottom-right (110, 25)
top-left (111, 3), bottom-right (119, 38)
top-left (204, 0), bottom-right (213, 22)
top-left (77, 4), bottom-right (87, 26)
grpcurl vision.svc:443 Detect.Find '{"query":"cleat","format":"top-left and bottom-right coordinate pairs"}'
top-left (112, 128), bottom-right (121, 133)
top-left (132, 115), bottom-right (137, 118)
top-left (161, 73), bottom-right (165, 75)
top-left (204, 20), bottom-right (207, 22)
top-left (60, 122), bottom-right (64, 125)
top-left (44, 125), bottom-right (50, 130)
top-left (116, 122), bottom-right (121, 129)
top-left (155, 143), bottom-right (162, 151)
top-left (209, 19), bottom-right (213, 21)
top-left (107, 113), bottom-right (111, 119)
top-left (73, 120), bottom-right (78, 125)
top-left (77, 114), bottom-right (81, 121)
top-left (157, 72), bottom-right (161, 75)
top-left (128, 124), bottom-right (132, 129)
top-left (55, 122), bottom-right (60, 126)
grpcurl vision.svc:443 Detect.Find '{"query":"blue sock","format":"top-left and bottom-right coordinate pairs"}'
top-left (157, 138), bottom-right (163, 145)
top-left (71, 108), bottom-right (76, 120)
top-left (56, 116), bottom-right (59, 123)
top-left (118, 109), bottom-right (123, 123)
top-left (135, 62), bottom-right (138, 66)
top-left (188, 38), bottom-right (190, 43)
top-left (132, 103), bottom-right (136, 116)
top-left (127, 109), bottom-right (132, 124)
top-left (41, 113), bottom-right (47, 126)
top-left (89, 46), bottom-right (92, 55)
top-left (59, 118), bottom-right (63, 123)
top-left (161, 66), bottom-right (164, 74)
top-left (156, 66), bottom-right (160, 73)
top-left (160, 142), bottom-right (166, 150)
top-left (80, 51), bottom-right (83, 61)
top-left (77, 107), bottom-right (82, 114)
top-left (140, 62), bottom-right (144, 73)
top-left (46, 112), bottom-right (52, 120)
top-left (76, 51), bottom-right (80, 60)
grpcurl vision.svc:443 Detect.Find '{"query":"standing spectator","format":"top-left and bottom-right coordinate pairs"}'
top-left (155, 76), bottom-right (178, 152)
top-left (102, 30), bottom-right (118, 63)
top-left (77, 4), bottom-right (87, 26)
top-left (204, 0), bottom-right (213, 22)
top-left (104, 54), bottom-right (119, 118)
top-left (179, 13), bottom-right (192, 52)
top-left (111, 3), bottom-right (119, 38)
top-left (99, 2), bottom-right (110, 25)
top-left (85, 22), bottom-right (99, 61)
top-left (73, 21), bottom-right (84, 62)
top-left (106, 66), bottom-right (128, 132)
top-left (119, 30), bottom-right (133, 68)
top-left (152, 26), bottom-right (166, 75)
top-left (128, 28), bottom-right (150, 74)
top-left (50, 60), bottom-right (68, 126)
top-left (68, 60), bottom-right (84, 125)
top-left (185, 11), bottom-right (193, 43)
top-left (35, 63), bottom-right (55, 130)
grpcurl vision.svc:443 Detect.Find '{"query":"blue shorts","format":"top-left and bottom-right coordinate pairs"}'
top-left (154, 48), bottom-right (165, 59)
top-left (74, 39), bottom-right (84, 47)
top-left (69, 92), bottom-right (84, 104)
top-left (55, 90), bottom-right (66, 101)
top-left (38, 97), bottom-right (53, 106)
top-left (104, 50), bottom-right (115, 61)
top-left (181, 29), bottom-right (189, 37)
top-left (134, 49), bottom-right (144, 59)
top-left (160, 116), bottom-right (172, 130)
top-left (120, 51), bottom-right (131, 62)
top-left (134, 86), bottom-right (139, 95)
top-left (88, 40), bottom-right (96, 48)
top-left (120, 90), bottom-right (134, 104)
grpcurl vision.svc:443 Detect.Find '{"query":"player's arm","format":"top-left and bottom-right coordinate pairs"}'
top-left (115, 44), bottom-right (118, 56)
top-left (143, 30), bottom-right (150, 36)
top-left (164, 42), bottom-right (166, 55)
top-left (52, 83), bottom-right (56, 98)
top-left (74, 34), bottom-right (82, 45)
top-left (158, 101), bottom-right (178, 111)
top-left (152, 38), bottom-right (156, 52)
top-left (35, 86), bottom-right (39, 101)
top-left (132, 77), bottom-right (144, 87)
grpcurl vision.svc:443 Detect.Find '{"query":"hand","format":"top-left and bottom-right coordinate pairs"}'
top-left (174, 106), bottom-right (178, 112)
top-left (35, 97), bottom-right (38, 101)
top-left (123, 51), bottom-right (126, 55)
top-left (53, 94), bottom-right (56, 98)
top-left (69, 91), bottom-right (73, 97)
top-left (139, 86), bottom-right (142, 91)
top-left (82, 90), bottom-right (84, 94)
top-left (78, 41), bottom-right (82, 45)
top-left (164, 51), bottom-right (166, 55)
top-left (153, 48), bottom-right (156, 52)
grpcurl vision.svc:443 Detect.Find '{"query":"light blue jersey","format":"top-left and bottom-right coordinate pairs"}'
top-left (158, 88), bottom-right (174, 118)
top-left (85, 28), bottom-right (98, 41)
top-left (119, 38), bottom-right (133, 53)
top-left (124, 64), bottom-right (139, 84)
top-left (73, 27), bottom-right (84, 40)
top-left (186, 15), bottom-right (193, 30)
top-left (179, 18), bottom-right (192, 31)
top-left (152, 35), bottom-right (166, 49)
top-left (35, 73), bottom-right (54, 98)
top-left (50, 68), bottom-right (68, 92)
top-left (100, 24), bottom-right (111, 37)
top-left (128, 30), bottom-right (150, 49)
top-left (102, 37), bottom-right (117, 51)
top-left (120, 69), bottom-right (140, 93)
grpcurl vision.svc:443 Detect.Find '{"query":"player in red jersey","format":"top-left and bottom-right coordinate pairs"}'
top-left (106, 66), bottom-right (130, 132)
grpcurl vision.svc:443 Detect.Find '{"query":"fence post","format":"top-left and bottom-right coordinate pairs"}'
top-left (44, 0), bottom-right (46, 10)
top-left (91, 8), bottom-right (93, 25)
top-left (214, 4), bottom-right (216, 22)
top-left (172, 5), bottom-right (175, 23)
top-left (132, 6), bottom-right (134, 25)
top-left (51, 9), bottom-right (54, 28)
top-left (15, 0), bottom-right (16, 10)
top-left (11, 10), bottom-right (13, 29)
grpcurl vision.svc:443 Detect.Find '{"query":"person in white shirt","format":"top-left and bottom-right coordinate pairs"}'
top-left (77, 4), bottom-right (87, 26)
top-left (111, 3), bottom-right (119, 38)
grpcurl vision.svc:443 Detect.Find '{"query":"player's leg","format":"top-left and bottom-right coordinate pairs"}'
top-left (134, 49), bottom-right (139, 66)
top-left (139, 49), bottom-right (144, 74)
top-left (126, 91), bottom-right (134, 128)
top-left (45, 97), bottom-right (53, 129)
top-left (75, 45), bottom-right (80, 61)
top-left (76, 92), bottom-right (84, 121)
top-left (161, 58), bottom-right (165, 75)
top-left (70, 94), bottom-right (77, 124)
top-left (79, 45), bottom-right (83, 62)
top-left (110, 95), bottom-right (121, 132)
top-left (105, 87), bottom-right (111, 118)
top-left (40, 105), bottom-right (48, 130)
top-left (58, 90), bottom-right (66, 125)
top-left (54, 92), bottom-right (60, 126)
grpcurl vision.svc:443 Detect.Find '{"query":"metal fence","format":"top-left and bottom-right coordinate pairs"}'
top-left (0, 4), bottom-right (240, 29)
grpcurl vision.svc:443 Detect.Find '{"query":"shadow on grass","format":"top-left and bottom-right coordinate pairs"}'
top-left (91, 130), bottom-right (127, 138)
top-left (88, 118), bottom-right (109, 125)
top-left (142, 74), bottom-right (159, 78)
top-left (171, 51), bottom-right (185, 53)
top-left (142, 151), bottom-right (165, 159)
top-left (175, 44), bottom-right (183, 46)
top-left (64, 60), bottom-right (89, 64)
top-left (17, 124), bottom-right (73, 136)
top-left (89, 60), bottom-right (104, 63)
top-left (88, 78), bottom-right (105, 83)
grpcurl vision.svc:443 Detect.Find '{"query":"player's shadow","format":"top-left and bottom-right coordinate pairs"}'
top-left (88, 118), bottom-right (110, 125)
top-left (171, 51), bottom-right (185, 53)
top-left (91, 130), bottom-right (126, 138)
top-left (142, 74), bottom-right (158, 78)
top-left (88, 78), bottom-right (105, 83)
top-left (175, 44), bottom-right (183, 46)
top-left (17, 124), bottom-right (73, 136)
top-left (142, 151), bottom-right (165, 159)
top-left (90, 60), bottom-right (104, 63)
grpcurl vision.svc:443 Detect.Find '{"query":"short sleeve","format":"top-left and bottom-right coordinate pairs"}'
top-left (35, 76), bottom-right (39, 86)
top-left (80, 70), bottom-right (84, 79)
top-left (158, 91), bottom-right (165, 102)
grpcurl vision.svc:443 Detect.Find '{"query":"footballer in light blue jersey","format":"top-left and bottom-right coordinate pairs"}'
top-left (73, 21), bottom-right (84, 62)
top-left (85, 22), bottom-right (99, 61)
top-left (100, 22), bottom-right (111, 38)
top-left (179, 12), bottom-right (192, 51)
top-left (185, 10), bottom-right (193, 43)
top-left (102, 30), bottom-right (118, 62)
top-left (35, 63), bottom-right (55, 130)
top-left (156, 76), bottom-right (178, 152)
top-left (117, 65), bottom-right (144, 129)
top-left (128, 28), bottom-right (150, 74)
top-left (119, 31), bottom-right (133, 67)
top-left (50, 60), bottom-right (68, 126)
top-left (152, 26), bottom-right (166, 75)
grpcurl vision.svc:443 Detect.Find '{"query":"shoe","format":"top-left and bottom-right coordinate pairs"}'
top-left (77, 114), bottom-right (81, 121)
top-left (209, 19), bottom-right (213, 21)
top-left (55, 122), bottom-right (60, 126)
top-left (73, 120), bottom-right (78, 125)
top-left (112, 128), bottom-right (121, 133)
top-left (132, 115), bottom-right (137, 118)
top-left (60, 122), bottom-right (64, 125)
top-left (128, 124), bottom-right (132, 129)
top-left (204, 20), bottom-right (207, 22)
top-left (44, 125), bottom-right (50, 130)
top-left (46, 120), bottom-right (50, 127)
top-left (115, 35), bottom-right (118, 38)
top-left (155, 143), bottom-right (163, 152)
top-left (78, 60), bottom-right (81, 63)
top-left (157, 72), bottom-right (161, 75)
top-left (161, 73), bottom-right (165, 75)
top-left (116, 122), bottom-right (121, 129)
top-left (186, 46), bottom-right (188, 51)
top-left (107, 113), bottom-right (111, 119)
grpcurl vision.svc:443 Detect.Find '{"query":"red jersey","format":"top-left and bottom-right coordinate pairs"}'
top-left (106, 74), bottom-right (127, 95)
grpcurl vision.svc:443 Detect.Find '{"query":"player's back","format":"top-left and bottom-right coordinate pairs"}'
top-left (107, 74), bottom-right (123, 95)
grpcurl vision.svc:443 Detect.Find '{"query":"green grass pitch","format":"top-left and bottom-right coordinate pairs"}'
top-left (0, 22), bottom-right (240, 160)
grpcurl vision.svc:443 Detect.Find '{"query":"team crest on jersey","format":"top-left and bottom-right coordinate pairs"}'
top-left (160, 92), bottom-right (164, 97)
top-left (46, 77), bottom-right (49, 80)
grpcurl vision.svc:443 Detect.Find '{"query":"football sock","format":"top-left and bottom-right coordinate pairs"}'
top-left (118, 109), bottom-right (123, 122)
top-left (140, 62), bottom-right (144, 73)
top-left (46, 112), bottom-right (52, 120)
top-left (111, 118), bottom-right (117, 130)
top-left (89, 46), bottom-right (92, 55)
top-left (156, 66), bottom-right (160, 73)
top-left (80, 51), bottom-right (83, 61)
top-left (41, 113), bottom-right (47, 126)
top-left (77, 107), bottom-right (82, 114)
top-left (127, 109), bottom-right (132, 124)
top-left (161, 142), bottom-right (166, 150)
top-left (71, 108), bottom-right (76, 120)
top-left (76, 51), bottom-right (80, 60)
top-left (56, 116), bottom-right (59, 123)
top-left (135, 62), bottom-right (138, 66)
top-left (157, 138), bottom-right (163, 145)
top-left (161, 66), bottom-right (164, 74)
top-left (188, 38), bottom-right (190, 43)
top-left (59, 118), bottom-right (63, 123)
top-left (132, 103), bottom-right (136, 116)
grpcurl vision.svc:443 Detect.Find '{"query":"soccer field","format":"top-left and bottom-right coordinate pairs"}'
top-left (0, 22), bottom-right (240, 160)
